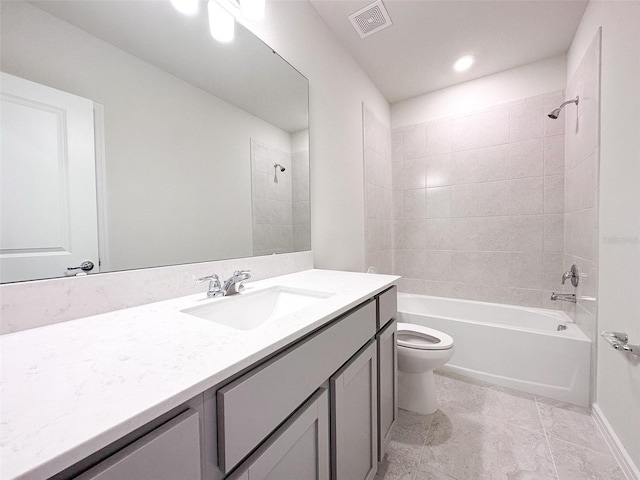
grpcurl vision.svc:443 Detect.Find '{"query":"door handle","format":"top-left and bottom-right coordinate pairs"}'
top-left (67, 261), bottom-right (95, 272)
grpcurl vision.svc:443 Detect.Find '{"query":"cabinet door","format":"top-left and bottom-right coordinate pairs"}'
top-left (227, 388), bottom-right (329, 480)
top-left (377, 320), bottom-right (397, 462)
top-left (75, 409), bottom-right (201, 480)
top-left (331, 341), bottom-right (377, 480)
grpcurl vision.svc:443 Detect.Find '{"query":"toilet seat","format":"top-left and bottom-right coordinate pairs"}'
top-left (397, 323), bottom-right (454, 350)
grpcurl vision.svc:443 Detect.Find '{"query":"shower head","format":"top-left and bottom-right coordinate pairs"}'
top-left (548, 108), bottom-right (562, 120)
top-left (274, 163), bottom-right (285, 172)
top-left (547, 96), bottom-right (579, 119)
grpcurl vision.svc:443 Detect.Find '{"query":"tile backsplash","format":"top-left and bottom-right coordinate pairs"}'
top-left (390, 91), bottom-right (567, 308)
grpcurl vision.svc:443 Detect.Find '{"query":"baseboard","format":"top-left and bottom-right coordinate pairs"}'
top-left (592, 402), bottom-right (640, 480)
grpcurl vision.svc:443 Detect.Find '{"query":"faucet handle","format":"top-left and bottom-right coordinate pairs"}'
top-left (234, 270), bottom-right (251, 279)
top-left (197, 274), bottom-right (220, 284)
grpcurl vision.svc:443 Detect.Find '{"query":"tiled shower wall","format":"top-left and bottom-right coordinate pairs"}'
top-left (251, 139), bottom-right (293, 255)
top-left (292, 149), bottom-right (311, 252)
top-left (563, 31), bottom-right (600, 346)
top-left (391, 91), bottom-right (568, 308)
top-left (364, 105), bottom-right (393, 274)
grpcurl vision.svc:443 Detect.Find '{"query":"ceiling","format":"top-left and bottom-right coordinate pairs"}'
top-left (309, 0), bottom-right (588, 103)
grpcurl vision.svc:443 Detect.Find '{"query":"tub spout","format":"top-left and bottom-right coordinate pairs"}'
top-left (550, 292), bottom-right (576, 303)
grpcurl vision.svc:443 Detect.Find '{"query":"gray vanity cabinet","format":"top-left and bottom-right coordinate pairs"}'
top-left (330, 341), bottom-right (378, 480)
top-left (227, 388), bottom-right (330, 480)
top-left (52, 285), bottom-right (398, 480)
top-left (74, 410), bottom-right (202, 480)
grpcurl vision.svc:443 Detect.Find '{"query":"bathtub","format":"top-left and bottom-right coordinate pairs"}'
top-left (397, 293), bottom-right (591, 407)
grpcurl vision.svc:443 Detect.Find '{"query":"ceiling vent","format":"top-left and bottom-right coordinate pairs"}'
top-left (348, 0), bottom-right (392, 39)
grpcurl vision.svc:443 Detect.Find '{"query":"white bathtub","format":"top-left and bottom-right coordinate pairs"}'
top-left (397, 293), bottom-right (592, 407)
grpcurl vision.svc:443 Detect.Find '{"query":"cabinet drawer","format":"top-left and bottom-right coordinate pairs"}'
top-left (218, 299), bottom-right (376, 473)
top-left (75, 409), bottom-right (201, 480)
top-left (377, 286), bottom-right (397, 330)
top-left (227, 388), bottom-right (329, 480)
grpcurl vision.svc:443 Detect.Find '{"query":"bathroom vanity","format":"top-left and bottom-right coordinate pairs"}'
top-left (0, 270), bottom-right (398, 480)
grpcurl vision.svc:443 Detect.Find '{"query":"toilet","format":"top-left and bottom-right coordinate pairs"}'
top-left (397, 322), bottom-right (455, 415)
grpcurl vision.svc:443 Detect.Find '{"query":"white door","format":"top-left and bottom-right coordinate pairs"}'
top-left (0, 72), bottom-right (99, 283)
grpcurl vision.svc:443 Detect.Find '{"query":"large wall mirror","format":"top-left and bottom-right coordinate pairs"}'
top-left (0, 0), bottom-right (310, 284)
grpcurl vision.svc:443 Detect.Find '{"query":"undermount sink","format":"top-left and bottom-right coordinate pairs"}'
top-left (181, 286), bottom-right (334, 330)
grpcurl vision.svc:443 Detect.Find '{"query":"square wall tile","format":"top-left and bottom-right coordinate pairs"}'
top-left (403, 219), bottom-right (427, 249)
top-left (478, 251), bottom-right (510, 287)
top-left (426, 154), bottom-right (451, 187)
top-left (510, 98), bottom-right (544, 142)
top-left (544, 135), bottom-right (565, 175)
top-left (510, 177), bottom-right (544, 215)
top-left (452, 251), bottom-right (482, 284)
top-left (403, 189), bottom-right (426, 219)
top-left (451, 114), bottom-right (479, 152)
top-left (478, 216), bottom-right (510, 251)
top-left (509, 139), bottom-right (543, 178)
top-left (510, 215), bottom-right (543, 252)
top-left (451, 184), bottom-right (479, 217)
top-left (403, 249), bottom-right (427, 279)
top-left (403, 126), bottom-right (426, 160)
top-left (450, 149), bottom-right (481, 185)
top-left (426, 218), bottom-right (452, 250)
top-left (425, 251), bottom-right (453, 282)
top-left (544, 214), bottom-right (564, 253)
top-left (477, 144), bottom-right (509, 182)
top-left (426, 118), bottom-right (452, 156)
top-left (477, 106), bottom-right (510, 148)
top-left (426, 187), bottom-right (451, 219)
top-left (478, 181), bottom-right (510, 216)
top-left (451, 217), bottom-right (479, 251)
top-left (509, 252), bottom-right (543, 289)
top-left (544, 175), bottom-right (564, 214)
top-left (403, 158), bottom-right (426, 190)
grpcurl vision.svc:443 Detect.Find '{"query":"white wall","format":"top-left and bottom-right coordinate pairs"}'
top-left (1, 1), bottom-right (291, 272)
top-left (392, 55), bottom-right (566, 129)
top-left (568, 0), bottom-right (640, 472)
top-left (245, 1), bottom-right (391, 272)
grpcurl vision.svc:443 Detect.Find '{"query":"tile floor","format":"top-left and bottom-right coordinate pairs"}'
top-left (376, 371), bottom-right (625, 480)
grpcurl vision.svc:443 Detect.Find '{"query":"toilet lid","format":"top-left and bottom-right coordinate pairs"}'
top-left (396, 322), bottom-right (454, 350)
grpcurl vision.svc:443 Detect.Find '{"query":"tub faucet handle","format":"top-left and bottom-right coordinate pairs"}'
top-left (561, 264), bottom-right (580, 287)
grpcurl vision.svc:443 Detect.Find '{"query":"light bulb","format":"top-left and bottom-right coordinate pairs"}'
top-left (453, 55), bottom-right (474, 72)
top-left (240, 0), bottom-right (265, 20)
top-left (208, 0), bottom-right (235, 43)
top-left (170, 0), bottom-right (199, 16)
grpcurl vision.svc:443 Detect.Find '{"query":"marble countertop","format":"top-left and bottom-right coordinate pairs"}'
top-left (0, 269), bottom-right (398, 480)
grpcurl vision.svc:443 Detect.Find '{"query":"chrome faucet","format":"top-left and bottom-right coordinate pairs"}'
top-left (221, 270), bottom-right (251, 296)
top-left (197, 274), bottom-right (223, 298)
top-left (550, 292), bottom-right (577, 303)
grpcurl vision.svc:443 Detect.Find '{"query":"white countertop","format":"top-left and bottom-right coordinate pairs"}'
top-left (0, 269), bottom-right (398, 480)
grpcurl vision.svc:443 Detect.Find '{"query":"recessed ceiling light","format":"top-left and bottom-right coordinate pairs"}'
top-left (453, 55), bottom-right (475, 72)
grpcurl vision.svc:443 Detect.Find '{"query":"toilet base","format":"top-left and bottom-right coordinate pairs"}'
top-left (398, 369), bottom-right (438, 415)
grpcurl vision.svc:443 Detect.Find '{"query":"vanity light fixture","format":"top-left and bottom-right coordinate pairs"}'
top-left (170, 0), bottom-right (199, 16)
top-left (208, 0), bottom-right (235, 43)
top-left (453, 55), bottom-right (475, 72)
top-left (172, 0), bottom-right (265, 43)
